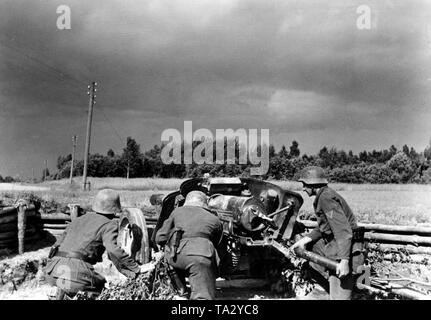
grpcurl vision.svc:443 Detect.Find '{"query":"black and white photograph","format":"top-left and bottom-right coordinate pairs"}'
top-left (1, 0), bottom-right (431, 306)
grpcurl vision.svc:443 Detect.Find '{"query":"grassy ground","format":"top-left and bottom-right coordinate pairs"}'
top-left (1, 177), bottom-right (431, 225)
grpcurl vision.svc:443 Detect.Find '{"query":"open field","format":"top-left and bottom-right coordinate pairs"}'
top-left (1, 177), bottom-right (431, 225)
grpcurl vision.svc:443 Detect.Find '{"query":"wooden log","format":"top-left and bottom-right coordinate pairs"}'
top-left (356, 283), bottom-right (430, 300)
top-left (0, 209), bottom-right (36, 224)
top-left (40, 213), bottom-right (71, 221)
top-left (42, 223), bottom-right (68, 229)
top-left (0, 205), bottom-right (36, 215)
top-left (369, 243), bottom-right (431, 255)
top-left (390, 283), bottom-right (431, 300)
top-left (365, 232), bottom-right (431, 246)
top-left (44, 228), bottom-right (66, 236)
top-left (0, 227), bottom-right (36, 240)
top-left (298, 220), bottom-right (431, 235)
top-left (0, 221), bottom-right (17, 232)
top-left (0, 233), bottom-right (43, 248)
top-left (382, 254), bottom-right (430, 264)
top-left (17, 205), bottom-right (27, 254)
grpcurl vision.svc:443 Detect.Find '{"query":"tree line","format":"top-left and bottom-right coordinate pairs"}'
top-left (45, 136), bottom-right (431, 184)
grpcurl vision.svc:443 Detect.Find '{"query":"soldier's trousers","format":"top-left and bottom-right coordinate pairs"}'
top-left (308, 239), bottom-right (354, 300)
top-left (169, 254), bottom-right (217, 300)
top-left (44, 257), bottom-right (106, 296)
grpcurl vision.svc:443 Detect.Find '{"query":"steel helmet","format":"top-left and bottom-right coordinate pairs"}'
top-left (92, 189), bottom-right (122, 215)
top-left (298, 166), bottom-right (328, 185)
top-left (184, 190), bottom-right (208, 208)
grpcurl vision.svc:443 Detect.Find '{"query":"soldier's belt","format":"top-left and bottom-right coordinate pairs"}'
top-left (55, 250), bottom-right (93, 264)
top-left (182, 233), bottom-right (211, 240)
top-left (321, 227), bottom-right (364, 244)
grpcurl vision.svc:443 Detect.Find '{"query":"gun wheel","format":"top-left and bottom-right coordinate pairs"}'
top-left (118, 208), bottom-right (150, 264)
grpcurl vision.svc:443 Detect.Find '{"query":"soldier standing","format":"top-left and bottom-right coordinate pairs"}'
top-left (44, 189), bottom-right (146, 298)
top-left (290, 166), bottom-right (364, 300)
top-left (155, 190), bottom-right (223, 300)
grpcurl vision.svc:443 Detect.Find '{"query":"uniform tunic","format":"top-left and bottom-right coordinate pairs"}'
top-left (45, 212), bottom-right (140, 294)
top-left (308, 186), bottom-right (357, 260)
top-left (306, 186), bottom-right (359, 300)
top-left (156, 205), bottom-right (223, 300)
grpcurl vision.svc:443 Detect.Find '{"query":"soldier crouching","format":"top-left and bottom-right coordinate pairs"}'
top-left (155, 190), bottom-right (223, 300)
top-left (290, 166), bottom-right (365, 300)
top-left (44, 189), bottom-right (146, 299)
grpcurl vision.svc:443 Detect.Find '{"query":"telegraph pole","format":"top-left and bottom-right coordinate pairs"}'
top-left (44, 160), bottom-right (48, 181)
top-left (83, 82), bottom-right (97, 191)
top-left (70, 135), bottom-right (77, 184)
top-left (126, 160), bottom-right (130, 179)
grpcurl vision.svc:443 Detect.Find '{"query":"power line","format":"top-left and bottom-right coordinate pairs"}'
top-left (1, 38), bottom-right (127, 151)
top-left (0, 38), bottom-right (89, 89)
top-left (97, 104), bottom-right (125, 146)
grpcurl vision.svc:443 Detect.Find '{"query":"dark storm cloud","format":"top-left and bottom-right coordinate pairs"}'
top-left (0, 0), bottom-right (430, 176)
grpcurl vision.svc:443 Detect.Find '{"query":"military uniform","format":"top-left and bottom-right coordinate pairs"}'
top-left (156, 205), bottom-right (223, 300)
top-left (45, 212), bottom-right (140, 295)
top-left (306, 186), bottom-right (364, 300)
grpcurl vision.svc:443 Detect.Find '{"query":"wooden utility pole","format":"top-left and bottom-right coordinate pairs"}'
top-left (83, 81), bottom-right (97, 191)
top-left (70, 135), bottom-right (77, 184)
top-left (44, 160), bottom-right (48, 181)
top-left (126, 160), bottom-right (130, 179)
top-left (32, 168), bottom-right (35, 183)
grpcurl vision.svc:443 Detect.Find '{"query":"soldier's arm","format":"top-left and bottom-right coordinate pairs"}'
top-left (321, 200), bottom-right (353, 260)
top-left (307, 227), bottom-right (322, 242)
top-left (214, 220), bottom-right (224, 247)
top-left (101, 221), bottom-right (140, 278)
top-left (54, 224), bottom-right (70, 246)
top-left (155, 214), bottom-right (175, 246)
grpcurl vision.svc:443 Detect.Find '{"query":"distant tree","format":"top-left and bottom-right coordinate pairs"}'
top-left (121, 137), bottom-right (144, 178)
top-left (359, 151), bottom-right (368, 163)
top-left (57, 154), bottom-right (72, 170)
top-left (409, 147), bottom-right (418, 160)
top-left (278, 145), bottom-right (289, 159)
top-left (389, 145), bottom-right (397, 156)
top-left (379, 149), bottom-right (392, 162)
top-left (402, 144), bottom-right (410, 157)
top-left (318, 146), bottom-right (330, 167)
top-left (424, 138), bottom-right (431, 160)
top-left (107, 149), bottom-right (115, 157)
top-left (289, 140), bottom-right (300, 158)
top-left (269, 145), bottom-right (276, 158)
top-left (0, 175), bottom-right (3, 182)
top-left (387, 151), bottom-right (416, 183)
top-left (3, 176), bottom-right (15, 183)
top-left (143, 144), bottom-right (164, 177)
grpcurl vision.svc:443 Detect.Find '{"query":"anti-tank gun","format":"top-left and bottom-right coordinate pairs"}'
top-left (116, 176), bottom-right (336, 291)
top-left (144, 177), bottom-right (337, 280)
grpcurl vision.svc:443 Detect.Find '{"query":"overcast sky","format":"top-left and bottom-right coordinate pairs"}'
top-left (1, 0), bottom-right (430, 178)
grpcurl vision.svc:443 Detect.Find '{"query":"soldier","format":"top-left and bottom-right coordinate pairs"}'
top-left (44, 189), bottom-right (146, 298)
top-left (155, 190), bottom-right (223, 300)
top-left (290, 166), bottom-right (364, 300)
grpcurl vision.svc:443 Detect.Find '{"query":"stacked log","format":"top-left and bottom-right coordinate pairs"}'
top-left (40, 204), bottom-right (81, 236)
top-left (298, 219), bottom-right (431, 250)
top-left (0, 205), bottom-right (43, 250)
